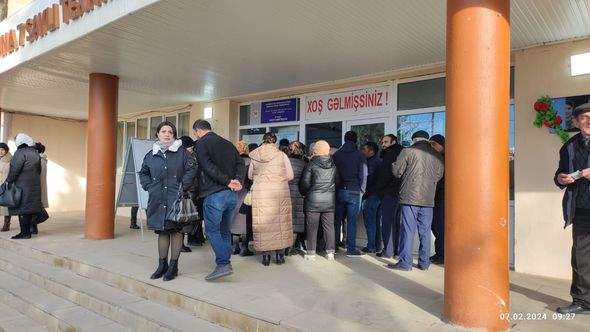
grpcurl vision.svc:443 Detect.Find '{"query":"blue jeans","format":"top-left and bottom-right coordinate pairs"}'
top-left (398, 204), bottom-right (433, 269)
top-left (362, 194), bottom-right (381, 251)
top-left (431, 200), bottom-right (445, 258)
top-left (380, 193), bottom-right (400, 257)
top-left (203, 190), bottom-right (238, 267)
top-left (335, 190), bottom-right (361, 255)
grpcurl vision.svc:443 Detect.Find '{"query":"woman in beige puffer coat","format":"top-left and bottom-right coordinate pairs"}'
top-left (248, 132), bottom-right (294, 266)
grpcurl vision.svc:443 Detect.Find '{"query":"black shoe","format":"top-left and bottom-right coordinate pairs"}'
top-left (362, 247), bottom-right (376, 253)
top-left (187, 241), bottom-right (203, 246)
top-left (387, 262), bottom-right (411, 271)
top-left (416, 264), bottom-right (429, 271)
top-left (432, 256), bottom-right (444, 264)
top-left (30, 224), bottom-right (38, 235)
top-left (129, 221), bottom-right (140, 229)
top-left (430, 254), bottom-right (439, 262)
top-left (181, 245), bottom-right (192, 253)
top-left (276, 252), bottom-right (285, 265)
top-left (150, 258), bottom-right (168, 279)
top-left (162, 259), bottom-right (178, 281)
top-left (232, 242), bottom-right (241, 255)
top-left (557, 303), bottom-right (590, 314)
top-left (205, 264), bottom-right (233, 281)
top-left (284, 247), bottom-right (293, 256)
top-left (346, 250), bottom-right (364, 258)
top-left (239, 249), bottom-right (254, 257)
top-left (337, 241), bottom-right (346, 249)
top-left (11, 233), bottom-right (31, 240)
top-left (262, 254), bottom-right (271, 266)
top-left (376, 252), bottom-right (392, 259)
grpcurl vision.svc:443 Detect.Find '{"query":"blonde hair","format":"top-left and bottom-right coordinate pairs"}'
top-left (235, 140), bottom-right (249, 155)
top-left (312, 140), bottom-right (330, 157)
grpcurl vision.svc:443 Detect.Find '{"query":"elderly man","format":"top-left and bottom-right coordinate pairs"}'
top-left (388, 131), bottom-right (444, 271)
top-left (555, 102), bottom-right (590, 314)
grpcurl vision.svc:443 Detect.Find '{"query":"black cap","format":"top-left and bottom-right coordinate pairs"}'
top-left (179, 136), bottom-right (194, 148)
top-left (430, 134), bottom-right (445, 147)
top-left (573, 102), bottom-right (590, 117)
top-left (411, 130), bottom-right (430, 140)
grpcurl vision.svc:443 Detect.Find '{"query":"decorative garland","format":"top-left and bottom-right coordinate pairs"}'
top-left (533, 96), bottom-right (569, 144)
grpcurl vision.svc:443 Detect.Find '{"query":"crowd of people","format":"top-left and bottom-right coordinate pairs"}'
top-left (0, 134), bottom-right (49, 239)
top-left (138, 119), bottom-right (446, 282)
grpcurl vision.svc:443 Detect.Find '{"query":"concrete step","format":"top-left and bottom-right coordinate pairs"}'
top-left (0, 248), bottom-right (231, 332)
top-left (0, 270), bottom-right (132, 332)
top-left (0, 301), bottom-right (52, 332)
top-left (0, 238), bottom-right (283, 332)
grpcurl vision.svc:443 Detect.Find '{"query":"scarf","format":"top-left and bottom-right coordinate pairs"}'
top-left (152, 139), bottom-right (183, 156)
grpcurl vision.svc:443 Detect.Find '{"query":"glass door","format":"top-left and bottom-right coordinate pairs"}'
top-left (346, 118), bottom-right (389, 148)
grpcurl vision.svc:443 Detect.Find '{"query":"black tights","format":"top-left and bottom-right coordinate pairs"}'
top-left (18, 215), bottom-right (33, 236)
top-left (158, 231), bottom-right (183, 260)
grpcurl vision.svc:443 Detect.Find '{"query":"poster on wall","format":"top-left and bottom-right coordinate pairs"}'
top-left (304, 85), bottom-right (391, 121)
top-left (249, 102), bottom-right (262, 125)
top-left (553, 94), bottom-right (590, 132)
top-left (261, 98), bottom-right (298, 123)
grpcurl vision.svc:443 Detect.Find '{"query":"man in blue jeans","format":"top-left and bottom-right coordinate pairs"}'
top-left (333, 131), bottom-right (367, 257)
top-left (389, 131), bottom-right (444, 271)
top-left (194, 120), bottom-right (245, 281)
top-left (361, 142), bottom-right (381, 253)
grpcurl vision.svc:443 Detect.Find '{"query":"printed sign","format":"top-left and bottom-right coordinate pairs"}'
top-left (304, 85), bottom-right (391, 120)
top-left (261, 98), bottom-right (298, 123)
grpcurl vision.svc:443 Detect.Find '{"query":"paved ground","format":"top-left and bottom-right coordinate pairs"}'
top-left (0, 211), bottom-right (588, 332)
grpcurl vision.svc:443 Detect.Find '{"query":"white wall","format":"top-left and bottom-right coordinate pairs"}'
top-left (514, 38), bottom-right (590, 279)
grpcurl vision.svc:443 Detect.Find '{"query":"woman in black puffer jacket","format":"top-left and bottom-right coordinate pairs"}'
top-left (287, 141), bottom-right (307, 255)
top-left (298, 140), bottom-right (339, 261)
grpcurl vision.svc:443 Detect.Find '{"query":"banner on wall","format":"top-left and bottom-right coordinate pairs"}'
top-left (261, 98), bottom-right (298, 123)
top-left (304, 85), bottom-right (391, 120)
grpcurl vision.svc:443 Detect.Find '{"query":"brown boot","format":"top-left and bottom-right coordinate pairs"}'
top-left (1, 216), bottom-right (10, 232)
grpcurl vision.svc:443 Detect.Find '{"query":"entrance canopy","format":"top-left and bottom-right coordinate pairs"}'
top-left (0, 0), bottom-right (589, 119)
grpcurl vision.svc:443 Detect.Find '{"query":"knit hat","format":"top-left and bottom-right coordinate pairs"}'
top-left (573, 102), bottom-right (590, 117)
top-left (312, 140), bottom-right (330, 156)
top-left (235, 140), bottom-right (249, 155)
top-left (15, 133), bottom-right (34, 147)
top-left (179, 136), bottom-right (194, 148)
top-left (430, 134), bottom-right (445, 147)
top-left (411, 130), bottom-right (430, 140)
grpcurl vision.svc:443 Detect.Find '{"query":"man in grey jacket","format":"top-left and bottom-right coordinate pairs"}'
top-left (388, 130), bottom-right (444, 271)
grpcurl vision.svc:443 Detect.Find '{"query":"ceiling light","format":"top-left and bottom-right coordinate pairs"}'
top-left (571, 52), bottom-right (590, 76)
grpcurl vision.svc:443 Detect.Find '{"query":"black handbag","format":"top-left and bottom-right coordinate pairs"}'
top-left (166, 190), bottom-right (199, 224)
top-left (0, 182), bottom-right (22, 208)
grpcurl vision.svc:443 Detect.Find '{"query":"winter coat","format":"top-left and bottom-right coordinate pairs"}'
top-left (0, 152), bottom-right (13, 216)
top-left (555, 133), bottom-right (587, 228)
top-left (364, 155), bottom-right (381, 198)
top-left (435, 153), bottom-right (445, 202)
top-left (6, 145), bottom-right (43, 216)
top-left (299, 155), bottom-right (339, 213)
top-left (332, 141), bottom-right (367, 192)
top-left (376, 144), bottom-right (403, 196)
top-left (40, 154), bottom-right (48, 208)
top-left (231, 156), bottom-right (251, 235)
top-left (139, 140), bottom-right (197, 232)
top-left (288, 156), bottom-right (307, 233)
top-left (392, 140), bottom-right (444, 208)
top-left (195, 132), bottom-right (245, 198)
top-left (249, 143), bottom-right (294, 251)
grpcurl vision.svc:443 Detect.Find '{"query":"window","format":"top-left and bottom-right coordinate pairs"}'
top-left (126, 121), bottom-right (136, 139)
top-left (397, 112), bottom-right (446, 147)
top-left (240, 105), bottom-right (251, 126)
top-left (150, 116), bottom-right (163, 138)
top-left (270, 125), bottom-right (300, 144)
top-left (178, 112), bottom-right (191, 137)
top-left (397, 77), bottom-right (445, 111)
top-left (117, 121), bottom-right (125, 169)
top-left (305, 122), bottom-right (342, 150)
top-left (137, 118), bottom-right (148, 139)
top-left (240, 127), bottom-right (266, 145)
top-left (166, 115), bottom-right (177, 128)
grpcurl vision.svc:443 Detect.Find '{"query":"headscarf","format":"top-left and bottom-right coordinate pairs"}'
top-left (15, 133), bottom-right (34, 147)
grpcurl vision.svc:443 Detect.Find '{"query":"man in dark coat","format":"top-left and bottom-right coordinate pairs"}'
top-left (6, 133), bottom-right (44, 239)
top-left (332, 131), bottom-right (367, 257)
top-left (375, 134), bottom-right (403, 258)
top-left (554, 102), bottom-right (590, 314)
top-left (429, 134), bottom-right (445, 264)
top-left (389, 131), bottom-right (444, 271)
top-left (361, 141), bottom-right (381, 253)
top-left (193, 120), bottom-right (245, 281)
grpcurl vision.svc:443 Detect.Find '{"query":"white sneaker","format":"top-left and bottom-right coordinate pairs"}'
top-left (327, 253), bottom-right (335, 261)
top-left (305, 255), bottom-right (316, 261)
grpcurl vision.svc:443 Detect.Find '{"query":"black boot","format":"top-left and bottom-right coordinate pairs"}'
top-left (130, 220), bottom-right (140, 229)
top-left (262, 253), bottom-right (271, 266)
top-left (1, 216), bottom-right (10, 232)
top-left (232, 237), bottom-right (241, 255)
top-left (30, 223), bottom-right (38, 235)
top-left (163, 259), bottom-right (178, 281)
top-left (150, 258), bottom-right (168, 279)
top-left (12, 217), bottom-right (31, 239)
top-left (275, 251), bottom-right (285, 265)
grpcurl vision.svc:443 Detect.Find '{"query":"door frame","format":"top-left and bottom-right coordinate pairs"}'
top-left (344, 117), bottom-right (392, 143)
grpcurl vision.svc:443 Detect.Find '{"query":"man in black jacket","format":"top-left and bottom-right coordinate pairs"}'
top-left (193, 120), bottom-right (245, 281)
top-left (375, 134), bottom-right (403, 258)
top-left (555, 102), bottom-right (590, 314)
top-left (361, 142), bottom-right (381, 253)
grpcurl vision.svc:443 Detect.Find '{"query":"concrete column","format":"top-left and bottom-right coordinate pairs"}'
top-left (85, 73), bottom-right (119, 240)
top-left (445, 1), bottom-right (510, 331)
